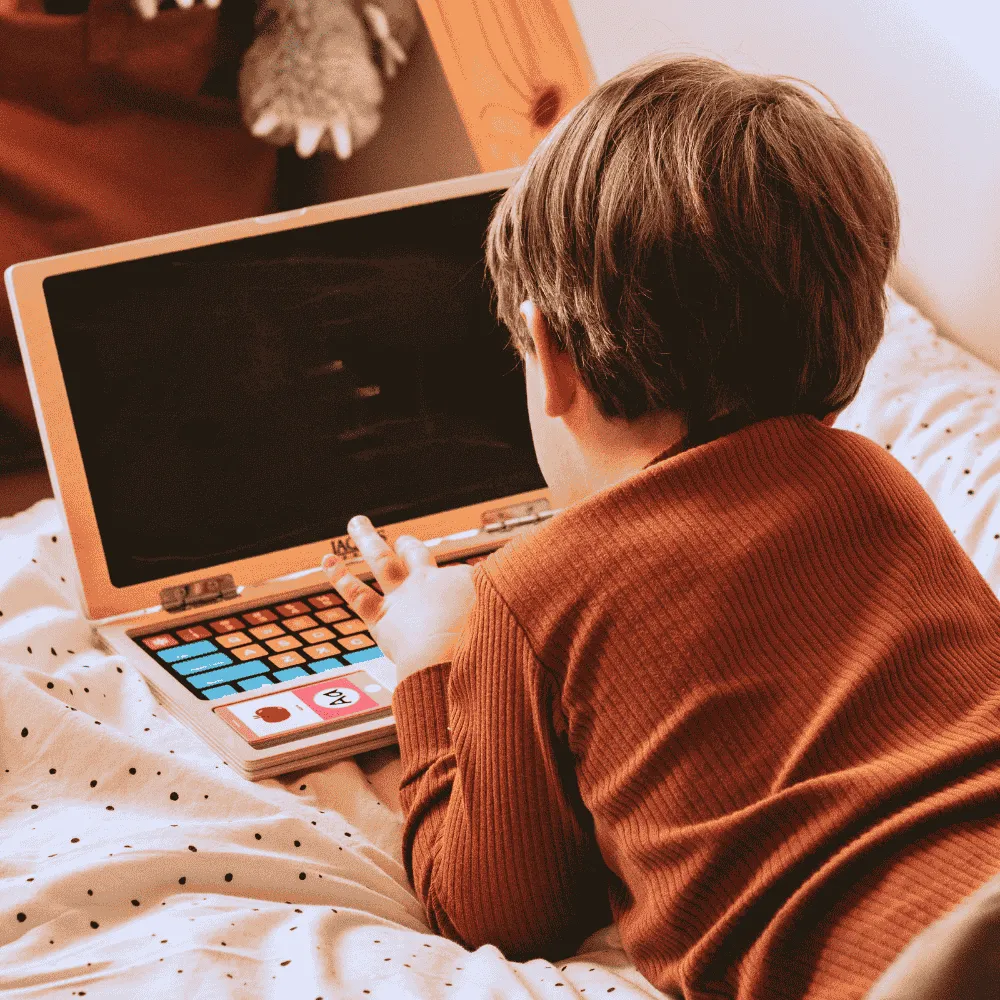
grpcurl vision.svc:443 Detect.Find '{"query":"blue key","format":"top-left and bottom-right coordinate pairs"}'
top-left (188, 660), bottom-right (270, 690)
top-left (238, 676), bottom-right (274, 691)
top-left (172, 651), bottom-right (233, 677)
top-left (157, 640), bottom-right (216, 664)
top-left (274, 666), bottom-right (309, 683)
top-left (308, 660), bottom-right (347, 678)
top-left (202, 684), bottom-right (237, 700)
top-left (343, 646), bottom-right (383, 665)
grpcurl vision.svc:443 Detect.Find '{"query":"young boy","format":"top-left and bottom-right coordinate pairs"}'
top-left (322, 56), bottom-right (1000, 1000)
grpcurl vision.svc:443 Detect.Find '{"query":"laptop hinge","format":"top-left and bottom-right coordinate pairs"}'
top-left (481, 498), bottom-right (554, 534)
top-left (160, 574), bottom-right (238, 613)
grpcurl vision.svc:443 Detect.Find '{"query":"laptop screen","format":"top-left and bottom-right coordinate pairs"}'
top-left (43, 190), bottom-right (545, 588)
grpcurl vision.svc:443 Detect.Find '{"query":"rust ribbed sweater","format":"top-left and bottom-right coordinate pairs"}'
top-left (391, 413), bottom-right (1000, 1000)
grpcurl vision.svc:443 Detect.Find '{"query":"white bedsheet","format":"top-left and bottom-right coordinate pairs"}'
top-left (1, 289), bottom-right (999, 999)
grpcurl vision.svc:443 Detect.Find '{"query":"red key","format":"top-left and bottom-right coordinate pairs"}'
top-left (177, 625), bottom-right (211, 642)
top-left (275, 601), bottom-right (309, 617)
top-left (142, 633), bottom-right (177, 651)
top-left (209, 617), bottom-right (243, 634)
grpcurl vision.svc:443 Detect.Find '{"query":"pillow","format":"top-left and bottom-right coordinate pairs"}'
top-left (836, 289), bottom-right (1000, 595)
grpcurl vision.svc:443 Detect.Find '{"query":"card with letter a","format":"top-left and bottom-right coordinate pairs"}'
top-left (214, 670), bottom-right (392, 748)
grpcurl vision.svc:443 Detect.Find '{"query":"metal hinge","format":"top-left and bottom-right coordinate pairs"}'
top-left (160, 574), bottom-right (238, 613)
top-left (481, 498), bottom-right (555, 533)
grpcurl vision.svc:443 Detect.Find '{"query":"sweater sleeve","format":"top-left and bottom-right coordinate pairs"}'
top-left (390, 570), bottom-right (612, 961)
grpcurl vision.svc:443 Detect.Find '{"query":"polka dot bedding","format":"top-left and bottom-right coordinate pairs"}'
top-left (0, 288), bottom-right (998, 999)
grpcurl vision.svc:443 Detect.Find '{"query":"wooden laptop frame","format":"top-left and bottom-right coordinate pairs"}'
top-left (5, 165), bottom-right (548, 623)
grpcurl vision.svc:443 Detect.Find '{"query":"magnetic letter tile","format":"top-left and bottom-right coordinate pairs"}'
top-left (250, 623), bottom-right (284, 640)
top-left (242, 609), bottom-right (277, 625)
top-left (275, 601), bottom-right (309, 617)
top-left (308, 593), bottom-right (344, 609)
top-left (177, 625), bottom-right (211, 642)
top-left (209, 617), bottom-right (244, 634)
top-left (143, 634), bottom-right (177, 651)
top-left (217, 631), bottom-right (252, 648)
top-left (282, 615), bottom-right (318, 632)
top-left (315, 607), bottom-right (350, 624)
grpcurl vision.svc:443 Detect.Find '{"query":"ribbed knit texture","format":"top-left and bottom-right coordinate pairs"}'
top-left (392, 413), bottom-right (1000, 1000)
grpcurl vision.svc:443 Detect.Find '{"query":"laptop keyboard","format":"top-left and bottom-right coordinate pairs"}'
top-left (132, 553), bottom-right (490, 702)
top-left (134, 588), bottom-right (384, 701)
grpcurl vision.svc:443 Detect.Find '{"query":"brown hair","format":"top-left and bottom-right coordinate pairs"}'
top-left (485, 55), bottom-right (900, 429)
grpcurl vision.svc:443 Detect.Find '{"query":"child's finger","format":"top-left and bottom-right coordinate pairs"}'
top-left (322, 555), bottom-right (385, 625)
top-left (395, 534), bottom-right (434, 572)
top-left (347, 515), bottom-right (408, 589)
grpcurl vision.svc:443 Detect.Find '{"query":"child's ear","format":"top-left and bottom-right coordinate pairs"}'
top-left (519, 301), bottom-right (577, 418)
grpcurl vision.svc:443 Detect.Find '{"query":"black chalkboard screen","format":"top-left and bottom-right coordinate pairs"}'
top-left (43, 191), bottom-right (544, 588)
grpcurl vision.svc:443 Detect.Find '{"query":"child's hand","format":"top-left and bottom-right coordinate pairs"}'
top-left (322, 516), bottom-right (477, 680)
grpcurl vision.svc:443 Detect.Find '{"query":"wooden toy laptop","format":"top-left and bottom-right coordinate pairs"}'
top-left (5, 167), bottom-right (555, 780)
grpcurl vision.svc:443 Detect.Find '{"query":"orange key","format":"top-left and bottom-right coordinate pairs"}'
top-left (338, 633), bottom-right (375, 652)
top-left (315, 607), bottom-right (351, 624)
top-left (250, 623), bottom-right (284, 640)
top-left (333, 619), bottom-right (368, 636)
top-left (266, 635), bottom-right (302, 652)
top-left (308, 592), bottom-right (344, 609)
top-left (233, 644), bottom-right (267, 661)
top-left (275, 601), bottom-right (309, 617)
top-left (269, 651), bottom-right (306, 668)
top-left (209, 617), bottom-right (243, 634)
top-left (303, 642), bottom-right (340, 661)
top-left (217, 631), bottom-right (251, 648)
top-left (300, 627), bottom-right (335, 644)
top-left (282, 615), bottom-right (318, 632)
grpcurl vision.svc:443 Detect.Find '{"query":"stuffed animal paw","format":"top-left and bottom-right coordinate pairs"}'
top-left (130, 0), bottom-right (421, 159)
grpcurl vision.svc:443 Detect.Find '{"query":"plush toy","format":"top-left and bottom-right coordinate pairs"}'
top-left (135, 0), bottom-right (421, 159)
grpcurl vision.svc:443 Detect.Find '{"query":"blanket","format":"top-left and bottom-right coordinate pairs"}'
top-left (1, 290), bottom-right (998, 998)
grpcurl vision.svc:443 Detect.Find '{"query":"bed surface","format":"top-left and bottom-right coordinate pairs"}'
top-left (1, 289), bottom-right (999, 999)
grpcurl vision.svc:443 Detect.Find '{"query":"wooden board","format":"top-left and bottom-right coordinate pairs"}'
top-left (416, 0), bottom-right (596, 170)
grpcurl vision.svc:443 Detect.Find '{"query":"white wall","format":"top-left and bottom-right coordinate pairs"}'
top-left (569, 0), bottom-right (1000, 370)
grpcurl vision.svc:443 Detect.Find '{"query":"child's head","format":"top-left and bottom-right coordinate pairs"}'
top-left (485, 55), bottom-right (900, 499)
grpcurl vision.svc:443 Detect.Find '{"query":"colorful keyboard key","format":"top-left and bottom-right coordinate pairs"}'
top-left (315, 607), bottom-right (350, 624)
top-left (344, 646), bottom-right (383, 665)
top-left (303, 642), bottom-right (339, 661)
top-left (242, 609), bottom-right (277, 625)
top-left (156, 639), bottom-right (216, 664)
top-left (250, 623), bottom-right (284, 640)
top-left (172, 651), bottom-right (234, 676)
top-left (300, 627), bottom-right (335, 644)
top-left (269, 651), bottom-right (306, 669)
top-left (238, 676), bottom-right (274, 691)
top-left (177, 625), bottom-right (211, 642)
top-left (338, 633), bottom-right (374, 651)
top-left (188, 660), bottom-right (270, 689)
top-left (209, 617), bottom-right (244, 634)
top-left (308, 592), bottom-right (344, 609)
top-left (143, 633), bottom-right (178, 651)
top-left (232, 643), bottom-right (267, 661)
top-left (274, 666), bottom-right (310, 683)
top-left (266, 635), bottom-right (302, 652)
top-left (275, 601), bottom-right (309, 617)
top-left (333, 619), bottom-right (368, 636)
top-left (203, 684), bottom-right (238, 700)
top-left (282, 615), bottom-right (318, 632)
top-left (217, 631), bottom-right (252, 648)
